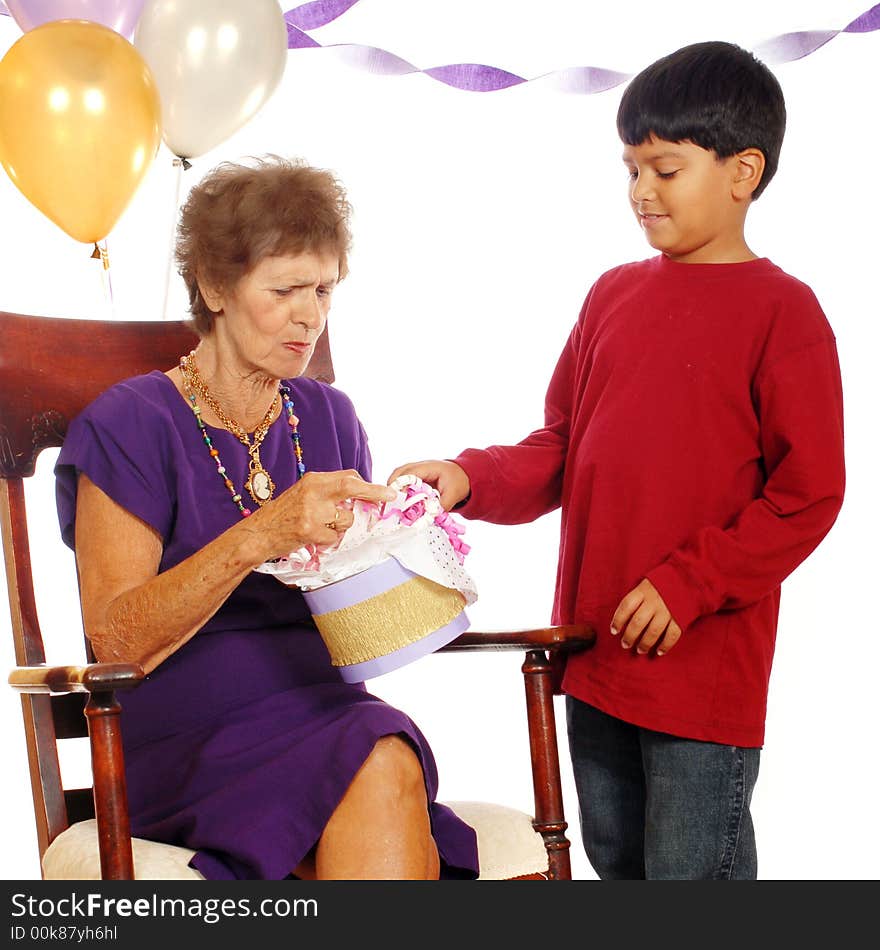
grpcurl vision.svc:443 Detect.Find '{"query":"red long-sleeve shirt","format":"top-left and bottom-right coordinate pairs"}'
top-left (456, 255), bottom-right (844, 746)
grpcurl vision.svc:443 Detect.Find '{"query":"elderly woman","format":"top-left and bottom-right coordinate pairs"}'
top-left (54, 156), bottom-right (479, 880)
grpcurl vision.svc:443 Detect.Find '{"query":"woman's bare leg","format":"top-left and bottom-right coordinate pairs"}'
top-left (309, 735), bottom-right (440, 880)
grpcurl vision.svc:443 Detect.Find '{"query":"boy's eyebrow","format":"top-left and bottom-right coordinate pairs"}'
top-left (622, 149), bottom-right (686, 162)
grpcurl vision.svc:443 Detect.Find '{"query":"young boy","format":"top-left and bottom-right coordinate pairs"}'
top-left (389, 41), bottom-right (845, 879)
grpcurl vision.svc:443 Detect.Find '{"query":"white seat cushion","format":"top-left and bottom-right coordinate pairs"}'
top-left (42, 819), bottom-right (204, 880)
top-left (444, 801), bottom-right (549, 880)
top-left (42, 802), bottom-right (548, 880)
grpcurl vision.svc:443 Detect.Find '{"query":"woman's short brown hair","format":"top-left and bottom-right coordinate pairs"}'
top-left (175, 155), bottom-right (353, 336)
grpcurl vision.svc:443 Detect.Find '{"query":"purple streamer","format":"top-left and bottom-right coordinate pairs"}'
top-left (334, 43), bottom-right (419, 76)
top-left (845, 4), bottom-right (880, 31)
top-left (277, 1), bottom-right (880, 92)
top-left (285, 20), bottom-right (321, 49)
top-left (753, 29), bottom-right (840, 64)
top-left (286, 0), bottom-right (361, 31)
top-left (1, 3), bottom-right (877, 94)
top-left (424, 63), bottom-right (526, 92)
top-left (547, 66), bottom-right (636, 95)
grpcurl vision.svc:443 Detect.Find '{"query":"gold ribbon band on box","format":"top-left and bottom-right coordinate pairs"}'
top-left (312, 575), bottom-right (467, 667)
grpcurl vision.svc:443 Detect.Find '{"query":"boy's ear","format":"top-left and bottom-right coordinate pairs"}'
top-left (732, 148), bottom-right (766, 200)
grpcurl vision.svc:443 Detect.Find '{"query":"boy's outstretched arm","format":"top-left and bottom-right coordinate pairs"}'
top-left (390, 314), bottom-right (584, 524)
top-left (388, 413), bottom-right (568, 524)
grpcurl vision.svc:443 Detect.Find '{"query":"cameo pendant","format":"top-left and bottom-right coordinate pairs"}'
top-left (246, 455), bottom-right (275, 505)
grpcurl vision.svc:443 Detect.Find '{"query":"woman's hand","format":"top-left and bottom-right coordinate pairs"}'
top-left (386, 460), bottom-right (471, 511)
top-left (74, 470), bottom-right (395, 673)
top-left (248, 470), bottom-right (396, 560)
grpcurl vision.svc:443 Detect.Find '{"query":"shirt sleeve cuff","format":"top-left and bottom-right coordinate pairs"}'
top-left (645, 561), bottom-right (706, 633)
top-left (452, 449), bottom-right (499, 520)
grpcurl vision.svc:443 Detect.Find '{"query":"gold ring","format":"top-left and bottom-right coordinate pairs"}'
top-left (325, 509), bottom-right (341, 530)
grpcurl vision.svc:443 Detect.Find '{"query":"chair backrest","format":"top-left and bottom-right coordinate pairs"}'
top-left (0, 309), bottom-right (334, 863)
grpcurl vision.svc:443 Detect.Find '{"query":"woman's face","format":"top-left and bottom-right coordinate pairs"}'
top-left (205, 249), bottom-right (339, 378)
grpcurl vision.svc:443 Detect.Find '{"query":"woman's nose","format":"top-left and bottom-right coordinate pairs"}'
top-left (294, 291), bottom-right (324, 327)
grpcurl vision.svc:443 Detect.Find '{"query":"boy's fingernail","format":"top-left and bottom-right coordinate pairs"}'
top-left (610, 626), bottom-right (618, 636)
top-left (656, 650), bottom-right (665, 657)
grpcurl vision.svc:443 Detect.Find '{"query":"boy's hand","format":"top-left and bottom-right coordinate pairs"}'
top-left (611, 579), bottom-right (682, 656)
top-left (387, 460), bottom-right (471, 511)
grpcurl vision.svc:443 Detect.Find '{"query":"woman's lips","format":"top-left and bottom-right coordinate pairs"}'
top-left (283, 341), bottom-right (311, 353)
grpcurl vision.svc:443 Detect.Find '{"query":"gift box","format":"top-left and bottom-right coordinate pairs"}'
top-left (256, 475), bottom-right (477, 682)
top-left (300, 556), bottom-right (469, 682)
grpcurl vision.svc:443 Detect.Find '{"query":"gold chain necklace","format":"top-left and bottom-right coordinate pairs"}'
top-left (180, 352), bottom-right (280, 505)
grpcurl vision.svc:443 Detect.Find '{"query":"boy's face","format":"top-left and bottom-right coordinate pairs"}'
top-left (622, 135), bottom-right (751, 263)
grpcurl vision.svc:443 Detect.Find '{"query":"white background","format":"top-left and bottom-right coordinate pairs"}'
top-left (1, 1), bottom-right (878, 881)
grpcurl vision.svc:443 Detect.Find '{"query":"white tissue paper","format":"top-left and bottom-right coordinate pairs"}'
top-left (254, 474), bottom-right (477, 605)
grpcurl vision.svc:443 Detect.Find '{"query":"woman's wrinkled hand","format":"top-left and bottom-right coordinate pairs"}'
top-left (249, 470), bottom-right (396, 560)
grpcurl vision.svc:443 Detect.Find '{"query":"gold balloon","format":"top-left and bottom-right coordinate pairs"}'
top-left (0, 19), bottom-right (161, 244)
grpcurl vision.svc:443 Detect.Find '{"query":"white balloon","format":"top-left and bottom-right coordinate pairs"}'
top-left (134, 0), bottom-right (288, 159)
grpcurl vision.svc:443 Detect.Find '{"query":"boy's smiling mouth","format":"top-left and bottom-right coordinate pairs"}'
top-left (638, 211), bottom-right (668, 228)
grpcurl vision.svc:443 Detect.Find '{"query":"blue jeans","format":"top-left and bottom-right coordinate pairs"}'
top-left (566, 697), bottom-right (760, 880)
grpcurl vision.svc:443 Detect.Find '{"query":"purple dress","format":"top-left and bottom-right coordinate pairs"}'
top-left (55, 371), bottom-right (478, 880)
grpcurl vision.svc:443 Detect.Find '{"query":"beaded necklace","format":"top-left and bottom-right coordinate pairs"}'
top-left (179, 352), bottom-right (306, 517)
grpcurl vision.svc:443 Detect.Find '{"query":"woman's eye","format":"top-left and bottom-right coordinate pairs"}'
top-left (317, 286), bottom-right (332, 298)
top-left (274, 287), bottom-right (293, 296)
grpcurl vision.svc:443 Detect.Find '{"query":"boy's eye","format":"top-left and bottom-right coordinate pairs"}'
top-left (657, 170), bottom-right (678, 179)
top-left (625, 168), bottom-right (638, 181)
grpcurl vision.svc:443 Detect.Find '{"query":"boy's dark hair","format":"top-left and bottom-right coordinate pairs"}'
top-left (617, 41), bottom-right (786, 199)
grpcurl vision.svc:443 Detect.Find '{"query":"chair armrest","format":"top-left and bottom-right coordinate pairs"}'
top-left (8, 663), bottom-right (142, 879)
top-left (8, 663), bottom-right (144, 694)
top-left (439, 623), bottom-right (596, 653)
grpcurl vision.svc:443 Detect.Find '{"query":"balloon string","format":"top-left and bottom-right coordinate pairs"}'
top-left (162, 157), bottom-right (185, 319)
top-left (92, 239), bottom-right (114, 318)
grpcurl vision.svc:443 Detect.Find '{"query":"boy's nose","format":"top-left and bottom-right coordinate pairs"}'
top-left (630, 173), bottom-right (654, 203)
